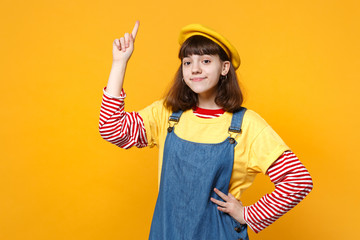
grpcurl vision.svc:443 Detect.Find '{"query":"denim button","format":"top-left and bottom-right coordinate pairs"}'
top-left (234, 226), bottom-right (241, 232)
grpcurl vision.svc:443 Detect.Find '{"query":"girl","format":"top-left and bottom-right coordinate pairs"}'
top-left (99, 21), bottom-right (313, 239)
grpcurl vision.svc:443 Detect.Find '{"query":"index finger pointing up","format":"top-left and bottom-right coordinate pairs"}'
top-left (131, 20), bottom-right (140, 40)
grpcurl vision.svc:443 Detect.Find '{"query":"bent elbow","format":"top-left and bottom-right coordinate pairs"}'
top-left (303, 173), bottom-right (314, 197)
top-left (308, 176), bottom-right (314, 193)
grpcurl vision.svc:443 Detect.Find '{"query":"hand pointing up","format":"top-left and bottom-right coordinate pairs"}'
top-left (112, 21), bottom-right (140, 63)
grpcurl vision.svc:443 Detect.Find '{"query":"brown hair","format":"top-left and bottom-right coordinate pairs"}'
top-left (164, 35), bottom-right (244, 112)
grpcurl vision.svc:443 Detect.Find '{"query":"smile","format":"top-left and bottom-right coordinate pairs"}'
top-left (190, 77), bottom-right (206, 82)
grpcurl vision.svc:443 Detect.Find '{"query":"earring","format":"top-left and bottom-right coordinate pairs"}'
top-left (220, 75), bottom-right (228, 80)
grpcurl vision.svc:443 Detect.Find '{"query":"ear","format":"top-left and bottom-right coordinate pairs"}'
top-left (221, 61), bottom-right (230, 76)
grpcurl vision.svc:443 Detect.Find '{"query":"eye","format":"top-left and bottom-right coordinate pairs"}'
top-left (202, 59), bottom-right (211, 64)
top-left (183, 61), bottom-right (191, 66)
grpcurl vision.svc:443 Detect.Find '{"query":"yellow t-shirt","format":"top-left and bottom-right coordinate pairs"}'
top-left (138, 100), bottom-right (290, 199)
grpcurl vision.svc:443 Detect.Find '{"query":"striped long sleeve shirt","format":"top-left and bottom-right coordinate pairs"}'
top-left (99, 89), bottom-right (313, 233)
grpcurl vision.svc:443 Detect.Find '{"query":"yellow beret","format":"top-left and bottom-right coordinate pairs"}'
top-left (178, 24), bottom-right (240, 70)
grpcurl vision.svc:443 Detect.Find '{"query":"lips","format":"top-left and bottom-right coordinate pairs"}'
top-left (190, 77), bottom-right (206, 82)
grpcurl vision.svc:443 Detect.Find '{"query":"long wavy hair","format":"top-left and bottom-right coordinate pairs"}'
top-left (164, 35), bottom-right (244, 112)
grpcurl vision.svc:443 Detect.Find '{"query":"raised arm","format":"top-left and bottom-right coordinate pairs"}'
top-left (99, 21), bottom-right (148, 149)
top-left (106, 21), bottom-right (139, 97)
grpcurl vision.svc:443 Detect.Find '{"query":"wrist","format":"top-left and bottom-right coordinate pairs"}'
top-left (111, 60), bottom-right (127, 70)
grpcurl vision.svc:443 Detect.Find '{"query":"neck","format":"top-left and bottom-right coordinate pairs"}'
top-left (197, 92), bottom-right (221, 109)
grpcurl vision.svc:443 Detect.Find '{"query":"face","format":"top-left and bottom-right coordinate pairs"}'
top-left (182, 54), bottom-right (230, 98)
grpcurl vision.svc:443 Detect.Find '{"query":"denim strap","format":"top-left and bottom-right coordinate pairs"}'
top-left (168, 110), bottom-right (184, 123)
top-left (167, 110), bottom-right (184, 132)
top-left (229, 107), bottom-right (247, 133)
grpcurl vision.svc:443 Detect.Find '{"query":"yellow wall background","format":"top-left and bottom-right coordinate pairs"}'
top-left (1, 0), bottom-right (359, 239)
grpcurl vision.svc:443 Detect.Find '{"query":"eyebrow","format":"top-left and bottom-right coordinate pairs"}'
top-left (183, 54), bottom-right (214, 58)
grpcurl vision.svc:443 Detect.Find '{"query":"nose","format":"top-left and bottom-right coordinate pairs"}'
top-left (191, 61), bottom-right (201, 74)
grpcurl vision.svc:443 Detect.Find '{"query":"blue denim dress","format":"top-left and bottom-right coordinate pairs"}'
top-left (149, 108), bottom-right (249, 240)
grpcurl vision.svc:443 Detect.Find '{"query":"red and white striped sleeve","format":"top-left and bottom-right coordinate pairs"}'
top-left (243, 150), bottom-right (313, 233)
top-left (99, 88), bottom-right (148, 149)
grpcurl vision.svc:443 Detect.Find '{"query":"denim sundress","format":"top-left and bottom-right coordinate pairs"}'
top-left (149, 108), bottom-right (249, 240)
